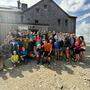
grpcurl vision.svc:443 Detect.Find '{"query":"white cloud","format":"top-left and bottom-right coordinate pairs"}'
top-left (82, 4), bottom-right (90, 11)
top-left (21, 0), bottom-right (40, 7)
top-left (60, 0), bottom-right (86, 13)
top-left (0, 0), bottom-right (41, 7)
top-left (0, 0), bottom-right (17, 6)
top-left (76, 21), bottom-right (90, 42)
top-left (77, 13), bottom-right (90, 21)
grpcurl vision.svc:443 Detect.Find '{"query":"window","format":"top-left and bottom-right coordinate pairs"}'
top-left (44, 5), bottom-right (47, 9)
top-left (58, 19), bottom-right (61, 25)
top-left (36, 8), bottom-right (40, 13)
top-left (27, 18), bottom-right (30, 21)
top-left (35, 20), bottom-right (39, 24)
top-left (65, 19), bottom-right (68, 26)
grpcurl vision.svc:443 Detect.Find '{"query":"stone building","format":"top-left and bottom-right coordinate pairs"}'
top-left (22, 0), bottom-right (76, 33)
top-left (0, 0), bottom-right (76, 40)
top-left (0, 6), bottom-right (22, 40)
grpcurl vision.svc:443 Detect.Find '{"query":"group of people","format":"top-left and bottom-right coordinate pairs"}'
top-left (0, 30), bottom-right (86, 68)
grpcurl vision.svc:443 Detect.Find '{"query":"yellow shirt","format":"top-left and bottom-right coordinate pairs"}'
top-left (10, 55), bottom-right (19, 63)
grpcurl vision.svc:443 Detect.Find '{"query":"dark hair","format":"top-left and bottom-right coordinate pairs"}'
top-left (79, 36), bottom-right (84, 41)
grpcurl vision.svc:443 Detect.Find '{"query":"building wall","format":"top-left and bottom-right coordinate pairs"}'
top-left (0, 23), bottom-right (19, 40)
top-left (0, 10), bottom-right (22, 40)
top-left (0, 11), bottom-right (21, 24)
top-left (22, 0), bottom-right (76, 33)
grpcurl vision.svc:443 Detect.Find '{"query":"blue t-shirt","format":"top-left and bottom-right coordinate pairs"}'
top-left (20, 50), bottom-right (27, 56)
top-left (54, 41), bottom-right (60, 49)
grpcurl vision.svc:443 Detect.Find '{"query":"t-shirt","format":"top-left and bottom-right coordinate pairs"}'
top-left (28, 41), bottom-right (34, 51)
top-left (54, 41), bottom-right (60, 49)
top-left (10, 55), bottom-right (19, 63)
top-left (43, 43), bottom-right (52, 52)
top-left (35, 36), bottom-right (41, 42)
top-left (20, 50), bottom-right (27, 56)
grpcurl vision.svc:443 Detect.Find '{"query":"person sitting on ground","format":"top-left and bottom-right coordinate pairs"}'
top-left (10, 51), bottom-right (20, 67)
top-left (20, 47), bottom-right (28, 64)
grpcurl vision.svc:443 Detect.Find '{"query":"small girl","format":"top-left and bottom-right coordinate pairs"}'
top-left (65, 47), bottom-right (70, 64)
top-left (10, 51), bottom-right (19, 67)
top-left (74, 40), bottom-right (81, 62)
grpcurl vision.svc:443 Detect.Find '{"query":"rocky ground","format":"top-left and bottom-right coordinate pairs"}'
top-left (0, 46), bottom-right (90, 90)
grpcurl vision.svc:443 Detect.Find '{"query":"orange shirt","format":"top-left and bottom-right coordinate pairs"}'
top-left (43, 43), bottom-right (52, 52)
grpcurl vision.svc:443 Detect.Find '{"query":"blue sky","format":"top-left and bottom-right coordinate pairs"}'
top-left (0, 0), bottom-right (90, 42)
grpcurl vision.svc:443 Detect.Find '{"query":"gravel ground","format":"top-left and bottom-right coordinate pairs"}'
top-left (0, 47), bottom-right (90, 90)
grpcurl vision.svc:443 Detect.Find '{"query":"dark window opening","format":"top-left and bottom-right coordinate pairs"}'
top-left (58, 19), bottom-right (61, 25)
top-left (33, 26), bottom-right (35, 28)
top-left (44, 5), bottom-right (47, 9)
top-left (35, 20), bottom-right (39, 24)
top-left (36, 8), bottom-right (40, 13)
top-left (65, 19), bottom-right (68, 26)
top-left (27, 18), bottom-right (30, 21)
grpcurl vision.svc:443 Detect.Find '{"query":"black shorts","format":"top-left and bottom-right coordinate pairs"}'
top-left (75, 49), bottom-right (80, 54)
top-left (44, 51), bottom-right (50, 57)
top-left (80, 48), bottom-right (85, 52)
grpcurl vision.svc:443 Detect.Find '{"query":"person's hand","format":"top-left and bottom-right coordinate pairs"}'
top-left (20, 56), bottom-right (24, 60)
top-left (48, 53), bottom-right (51, 56)
top-left (18, 61), bottom-right (20, 63)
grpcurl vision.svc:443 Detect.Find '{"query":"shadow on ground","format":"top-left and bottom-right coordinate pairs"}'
top-left (0, 46), bottom-right (90, 80)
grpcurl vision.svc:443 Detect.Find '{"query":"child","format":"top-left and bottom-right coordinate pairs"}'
top-left (27, 39), bottom-right (35, 63)
top-left (54, 40), bottom-right (60, 60)
top-left (35, 44), bottom-right (42, 64)
top-left (74, 39), bottom-right (81, 62)
top-left (65, 47), bottom-right (70, 64)
top-left (10, 51), bottom-right (19, 67)
top-left (42, 40), bottom-right (52, 65)
top-left (34, 34), bottom-right (41, 45)
top-left (20, 47), bottom-right (28, 64)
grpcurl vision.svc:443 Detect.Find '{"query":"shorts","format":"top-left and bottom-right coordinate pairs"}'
top-left (43, 51), bottom-right (50, 57)
top-left (55, 48), bottom-right (60, 52)
top-left (75, 49), bottom-right (80, 54)
top-left (80, 48), bottom-right (85, 52)
top-left (12, 62), bottom-right (19, 66)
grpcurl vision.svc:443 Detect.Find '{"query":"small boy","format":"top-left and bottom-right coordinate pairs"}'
top-left (10, 51), bottom-right (19, 67)
top-left (20, 47), bottom-right (28, 64)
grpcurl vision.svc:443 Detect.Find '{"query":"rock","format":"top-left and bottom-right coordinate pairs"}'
top-left (54, 74), bottom-right (57, 77)
top-left (87, 79), bottom-right (90, 82)
top-left (61, 85), bottom-right (64, 90)
top-left (84, 82), bottom-right (87, 85)
top-left (2, 76), bottom-right (8, 80)
top-left (70, 85), bottom-right (79, 90)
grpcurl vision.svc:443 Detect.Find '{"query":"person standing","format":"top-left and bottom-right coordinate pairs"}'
top-left (0, 46), bottom-right (4, 70)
